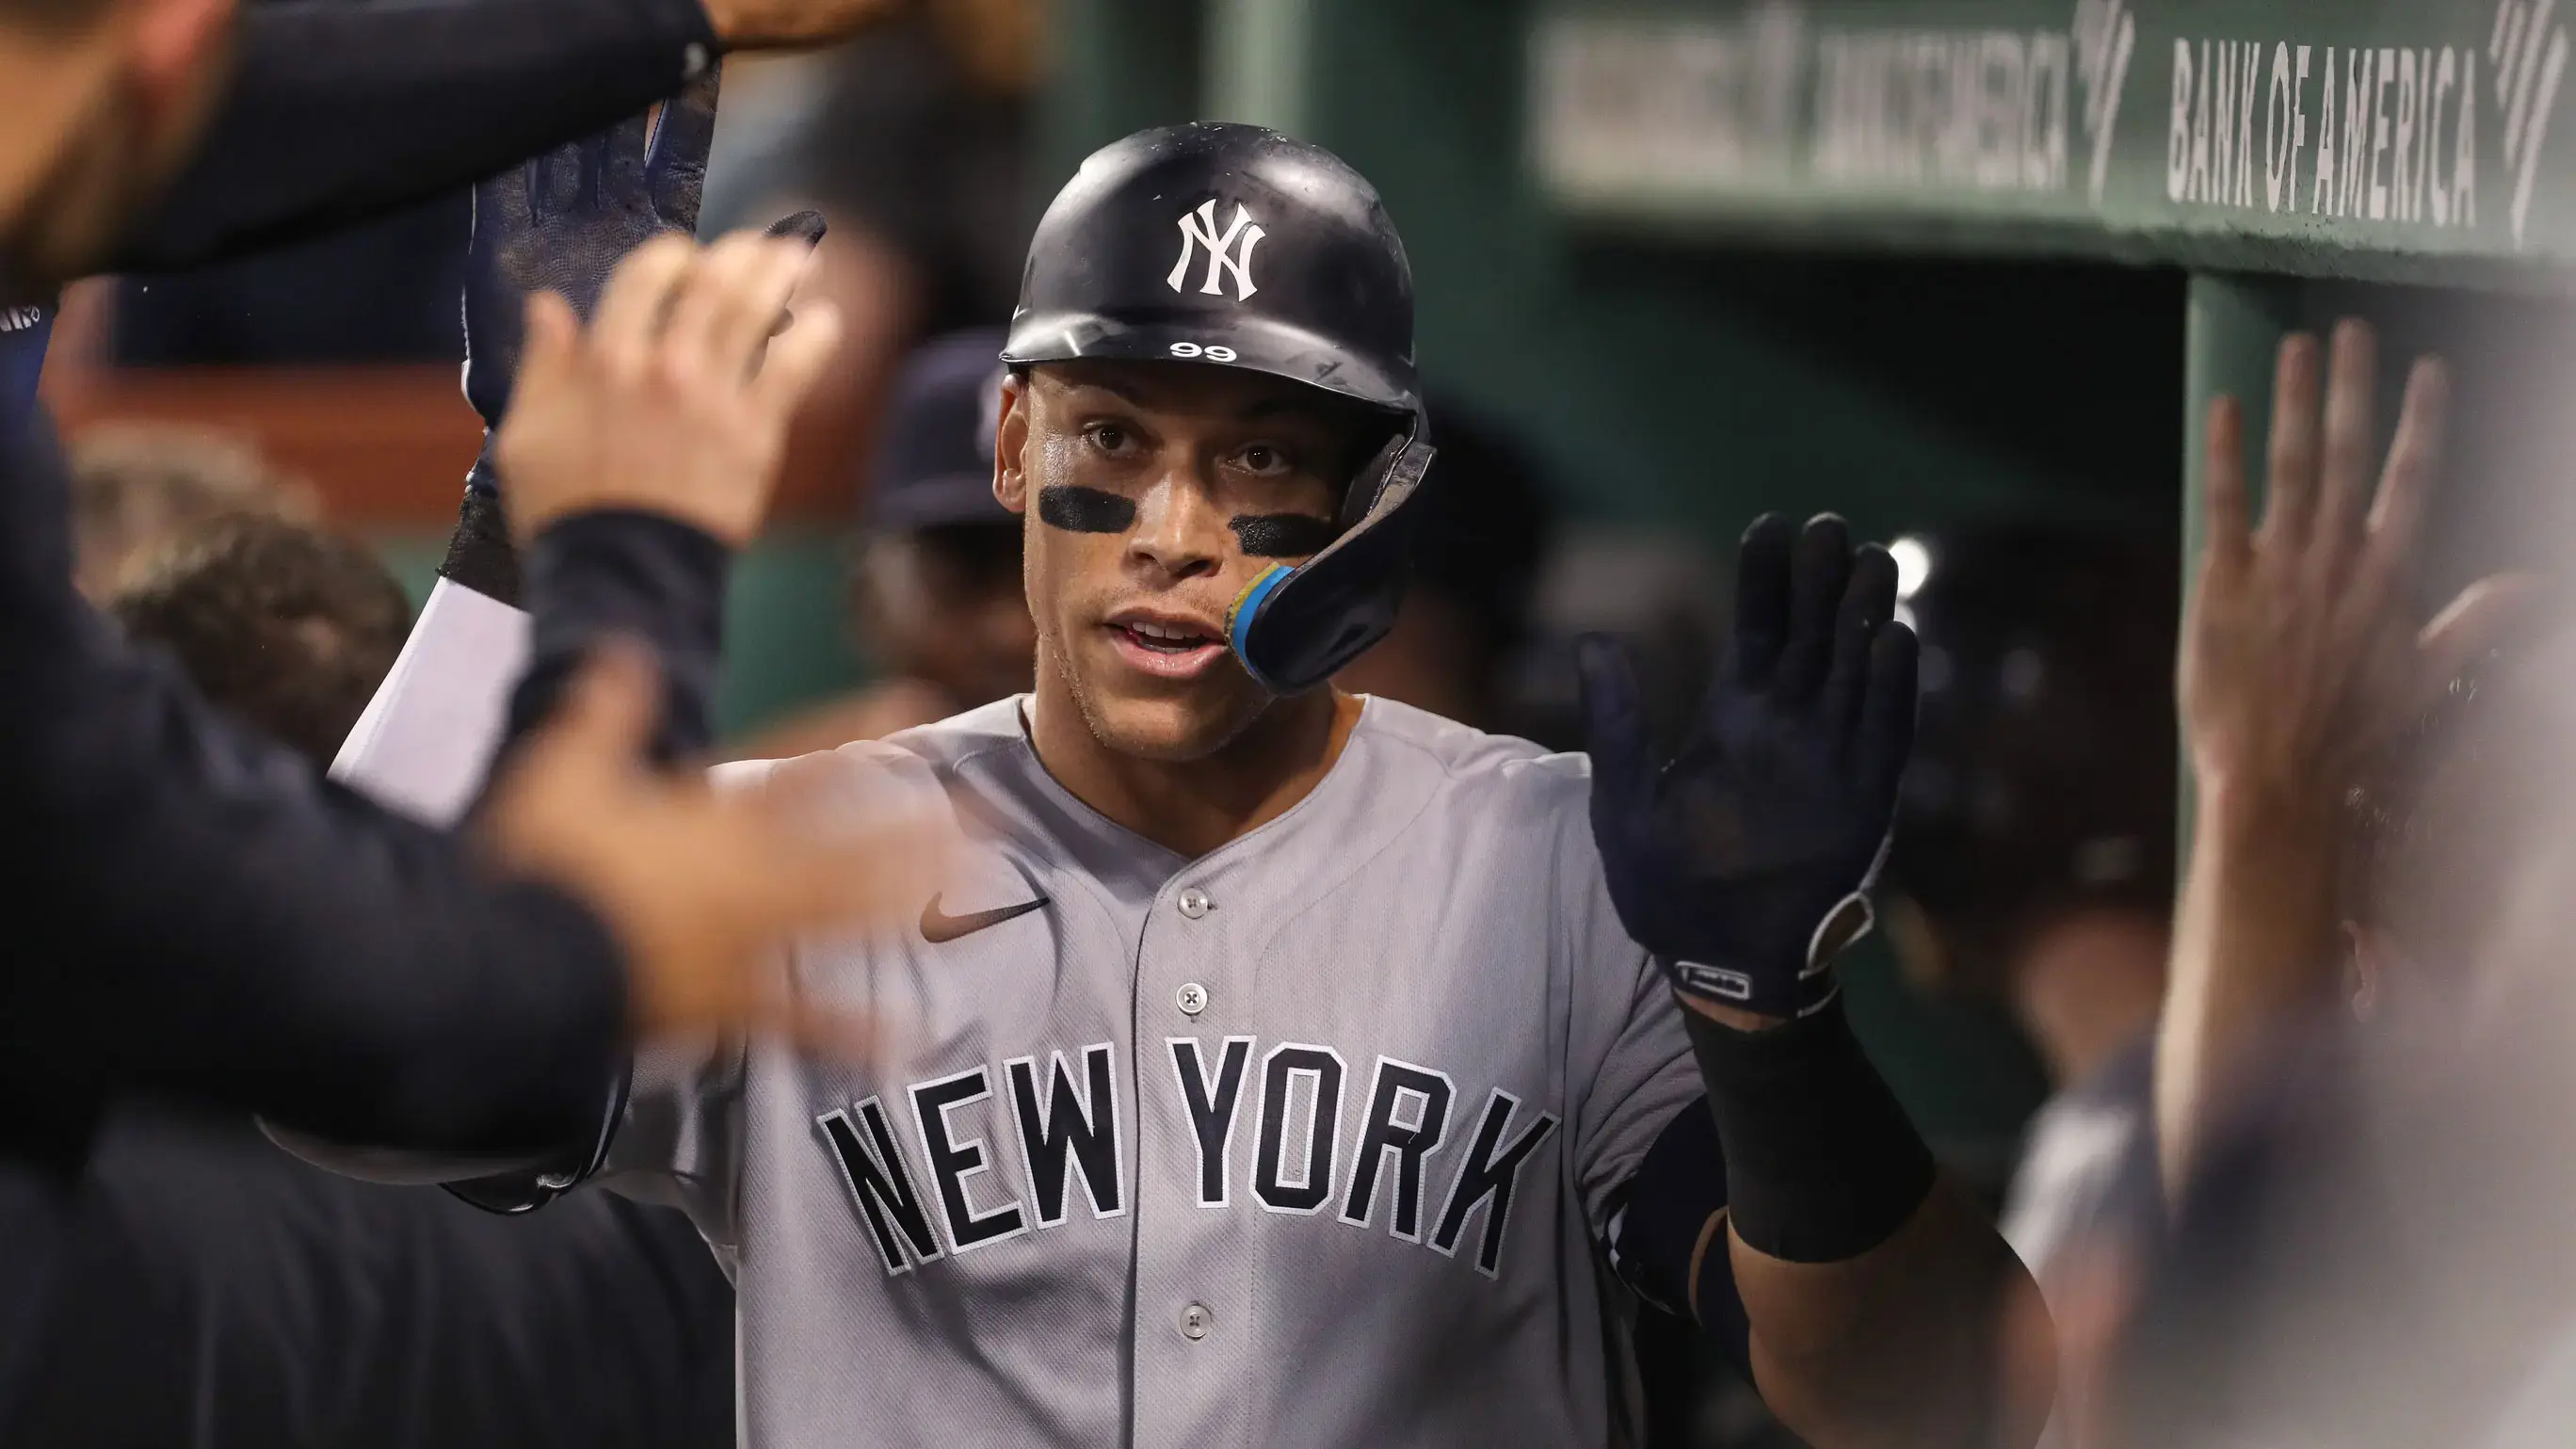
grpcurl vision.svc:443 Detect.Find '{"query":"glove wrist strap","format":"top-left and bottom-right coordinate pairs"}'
top-left (1661, 889), bottom-right (1874, 1018)
top-left (442, 477), bottom-right (521, 605)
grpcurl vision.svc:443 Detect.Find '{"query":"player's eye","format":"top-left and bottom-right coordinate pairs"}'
top-left (1084, 421), bottom-right (1139, 458)
top-left (1234, 443), bottom-right (1296, 477)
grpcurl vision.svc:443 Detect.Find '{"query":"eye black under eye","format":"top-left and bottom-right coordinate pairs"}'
top-left (1231, 513), bottom-right (1337, 558)
top-left (1038, 485), bottom-right (1136, 534)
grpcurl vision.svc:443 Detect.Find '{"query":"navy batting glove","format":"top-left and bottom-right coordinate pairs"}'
top-left (462, 66), bottom-right (720, 481)
top-left (449, 64), bottom-right (823, 600)
top-left (1579, 513), bottom-right (1920, 1020)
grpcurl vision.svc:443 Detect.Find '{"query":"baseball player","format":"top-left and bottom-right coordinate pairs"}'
top-left (324, 123), bottom-right (2048, 1448)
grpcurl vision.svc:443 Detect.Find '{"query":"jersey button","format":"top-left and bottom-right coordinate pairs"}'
top-left (1177, 888), bottom-right (1213, 919)
top-left (1175, 982), bottom-right (1208, 1016)
top-left (1179, 1302), bottom-right (1213, 1341)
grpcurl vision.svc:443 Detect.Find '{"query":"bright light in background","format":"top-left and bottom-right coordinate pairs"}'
top-left (1890, 537), bottom-right (1933, 628)
top-left (1889, 535), bottom-right (1934, 601)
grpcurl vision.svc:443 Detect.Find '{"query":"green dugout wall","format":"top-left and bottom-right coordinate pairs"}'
top-left (1033, 0), bottom-right (2576, 1171)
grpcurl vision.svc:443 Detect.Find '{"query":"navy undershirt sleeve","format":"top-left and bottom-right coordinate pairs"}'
top-left (1610, 1098), bottom-right (1754, 1377)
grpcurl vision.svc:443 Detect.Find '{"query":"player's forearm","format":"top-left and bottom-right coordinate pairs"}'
top-left (2154, 779), bottom-right (2343, 1199)
top-left (502, 511), bottom-right (733, 772)
top-left (1734, 1181), bottom-right (2053, 1449)
top-left (111, 0), bottom-right (716, 272)
top-left (336, 507), bottom-right (731, 827)
top-left (1687, 996), bottom-right (2050, 1448)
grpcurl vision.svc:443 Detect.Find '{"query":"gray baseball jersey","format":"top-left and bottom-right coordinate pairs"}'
top-left (605, 695), bottom-right (1702, 1448)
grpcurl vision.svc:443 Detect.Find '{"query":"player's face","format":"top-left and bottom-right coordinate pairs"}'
top-left (996, 359), bottom-right (1379, 761)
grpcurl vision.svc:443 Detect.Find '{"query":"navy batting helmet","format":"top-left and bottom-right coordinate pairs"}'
top-left (1001, 121), bottom-right (1435, 696)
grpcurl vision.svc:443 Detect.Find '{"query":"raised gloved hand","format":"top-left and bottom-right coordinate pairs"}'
top-left (1579, 513), bottom-right (1919, 1021)
top-left (452, 65), bottom-right (823, 597)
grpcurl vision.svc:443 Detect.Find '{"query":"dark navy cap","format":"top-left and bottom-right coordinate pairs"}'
top-left (865, 327), bottom-right (1013, 532)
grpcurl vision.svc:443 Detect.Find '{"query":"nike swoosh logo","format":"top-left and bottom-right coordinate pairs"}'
top-left (920, 894), bottom-right (1048, 944)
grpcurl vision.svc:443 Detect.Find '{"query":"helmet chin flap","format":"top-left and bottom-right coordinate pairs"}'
top-left (1226, 427), bottom-right (1438, 694)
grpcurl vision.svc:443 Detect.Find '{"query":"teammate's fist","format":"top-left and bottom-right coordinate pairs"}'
top-left (494, 230), bottom-right (844, 546)
top-left (1579, 513), bottom-right (1918, 1024)
top-left (479, 644), bottom-right (941, 1049)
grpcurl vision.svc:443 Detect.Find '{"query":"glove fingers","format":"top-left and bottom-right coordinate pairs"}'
top-left (1851, 620), bottom-right (1920, 807)
top-left (578, 132), bottom-right (615, 217)
top-left (1576, 634), bottom-right (1655, 821)
top-left (1729, 512), bottom-right (1798, 692)
top-left (1819, 543), bottom-right (1899, 734)
top-left (1769, 513), bottom-right (1853, 708)
top-left (488, 146), bottom-right (545, 228)
top-left (598, 108), bottom-right (648, 204)
top-left (648, 65), bottom-right (724, 230)
top-left (511, 137), bottom-right (585, 223)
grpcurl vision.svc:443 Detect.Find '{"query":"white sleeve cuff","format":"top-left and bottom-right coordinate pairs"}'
top-left (331, 575), bottom-right (532, 827)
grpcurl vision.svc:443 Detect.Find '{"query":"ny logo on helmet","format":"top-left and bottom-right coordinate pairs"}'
top-left (1167, 201), bottom-right (1265, 300)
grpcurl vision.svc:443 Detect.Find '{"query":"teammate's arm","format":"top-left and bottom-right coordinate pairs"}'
top-left (1581, 514), bottom-right (2050, 1449)
top-left (300, 231), bottom-right (872, 1196)
top-left (110, 0), bottom-right (898, 272)
top-left (337, 74), bottom-right (831, 829)
top-left (2157, 322), bottom-right (2529, 1198)
top-left (0, 238), bottom-right (894, 1180)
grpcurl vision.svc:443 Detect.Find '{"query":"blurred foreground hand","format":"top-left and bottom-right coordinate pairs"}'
top-left (474, 225), bottom-right (914, 1055)
top-left (481, 644), bottom-right (940, 1052)
top-left (495, 229), bottom-right (842, 545)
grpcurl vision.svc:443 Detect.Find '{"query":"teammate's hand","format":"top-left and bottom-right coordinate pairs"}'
top-left (479, 645), bottom-right (940, 1050)
top-left (700, 0), bottom-right (911, 48)
top-left (1579, 513), bottom-right (1918, 1024)
top-left (493, 230), bottom-right (844, 545)
top-left (2183, 321), bottom-right (2533, 806)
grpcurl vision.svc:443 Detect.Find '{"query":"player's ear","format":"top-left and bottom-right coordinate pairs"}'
top-left (994, 371), bottom-right (1031, 514)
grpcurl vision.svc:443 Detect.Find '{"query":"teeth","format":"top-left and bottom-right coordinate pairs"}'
top-left (1128, 622), bottom-right (1202, 643)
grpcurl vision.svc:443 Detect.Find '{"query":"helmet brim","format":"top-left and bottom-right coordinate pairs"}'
top-left (1002, 308), bottom-right (1420, 420)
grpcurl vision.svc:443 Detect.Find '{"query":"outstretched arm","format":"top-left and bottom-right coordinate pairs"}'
top-left (1694, 1023), bottom-right (2049, 1449)
top-left (312, 199), bottom-right (868, 1203)
top-left (2156, 322), bottom-right (2528, 1197)
top-left (1582, 514), bottom-right (2049, 1447)
top-left (338, 87), bottom-right (827, 825)
top-left (111, 0), bottom-right (897, 273)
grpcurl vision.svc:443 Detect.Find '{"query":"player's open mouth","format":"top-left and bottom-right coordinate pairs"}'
top-left (1104, 616), bottom-right (1228, 679)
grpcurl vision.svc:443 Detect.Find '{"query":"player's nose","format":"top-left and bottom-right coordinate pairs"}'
top-left (1124, 474), bottom-right (1226, 583)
